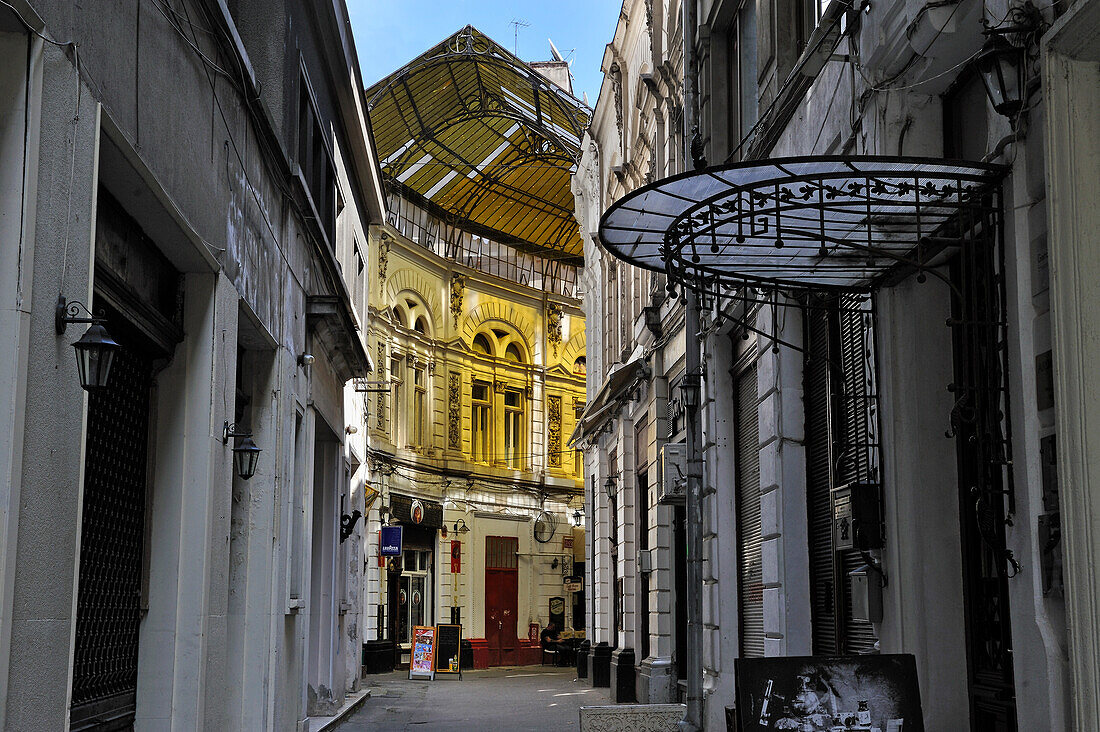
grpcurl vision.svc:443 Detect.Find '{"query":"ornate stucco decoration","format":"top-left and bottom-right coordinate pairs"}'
top-left (548, 395), bottom-right (562, 468)
top-left (610, 61), bottom-right (624, 154)
top-left (376, 343), bottom-right (387, 430)
top-left (378, 233), bottom-right (391, 284)
top-left (547, 303), bottom-right (563, 357)
top-left (450, 274), bottom-right (466, 328)
top-left (448, 372), bottom-right (461, 450)
top-left (644, 0), bottom-right (654, 56)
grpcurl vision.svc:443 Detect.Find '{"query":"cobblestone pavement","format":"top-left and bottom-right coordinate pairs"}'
top-left (338, 666), bottom-right (612, 731)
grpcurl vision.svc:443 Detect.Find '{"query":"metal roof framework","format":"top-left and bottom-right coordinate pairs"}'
top-left (598, 156), bottom-right (1006, 293)
top-left (366, 26), bottom-right (590, 265)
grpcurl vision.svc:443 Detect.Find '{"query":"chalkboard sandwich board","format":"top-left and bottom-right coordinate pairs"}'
top-left (435, 624), bottom-right (463, 677)
top-left (409, 625), bottom-right (436, 681)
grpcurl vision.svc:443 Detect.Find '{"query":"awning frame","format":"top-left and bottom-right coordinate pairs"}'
top-left (598, 155), bottom-right (1006, 294)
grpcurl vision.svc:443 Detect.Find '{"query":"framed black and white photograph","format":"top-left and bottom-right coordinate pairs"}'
top-left (734, 655), bottom-right (924, 732)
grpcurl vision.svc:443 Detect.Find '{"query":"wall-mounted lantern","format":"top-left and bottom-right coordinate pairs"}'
top-left (680, 372), bottom-right (701, 411)
top-left (56, 295), bottom-right (120, 391)
top-left (453, 518), bottom-right (471, 534)
top-left (976, 36), bottom-right (1025, 118)
top-left (604, 475), bottom-right (618, 501)
top-left (223, 421), bottom-right (261, 480)
top-left (977, 1), bottom-right (1044, 121)
top-left (572, 508), bottom-right (584, 527)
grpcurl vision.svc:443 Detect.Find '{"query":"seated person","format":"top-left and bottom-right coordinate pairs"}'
top-left (540, 622), bottom-right (566, 665)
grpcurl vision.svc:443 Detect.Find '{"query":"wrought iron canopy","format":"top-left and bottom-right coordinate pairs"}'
top-left (598, 156), bottom-right (1005, 291)
top-left (366, 26), bottom-right (590, 263)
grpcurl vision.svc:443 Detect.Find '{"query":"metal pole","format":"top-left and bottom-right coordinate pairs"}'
top-left (681, 293), bottom-right (704, 732)
top-left (681, 1), bottom-right (703, 729)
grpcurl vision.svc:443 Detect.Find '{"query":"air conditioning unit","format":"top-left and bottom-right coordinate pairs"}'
top-left (658, 443), bottom-right (687, 505)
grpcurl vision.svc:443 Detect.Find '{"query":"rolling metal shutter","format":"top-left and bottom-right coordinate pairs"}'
top-left (837, 297), bottom-right (879, 654)
top-left (735, 362), bottom-right (764, 657)
top-left (804, 297), bottom-right (880, 656)
top-left (70, 335), bottom-right (152, 731)
top-left (805, 307), bottom-right (839, 655)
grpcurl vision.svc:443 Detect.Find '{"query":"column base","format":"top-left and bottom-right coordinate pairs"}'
top-left (591, 642), bottom-right (612, 688)
top-left (610, 647), bottom-right (636, 703)
top-left (636, 655), bottom-right (676, 703)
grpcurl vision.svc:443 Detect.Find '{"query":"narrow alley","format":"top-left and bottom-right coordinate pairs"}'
top-left (340, 667), bottom-right (609, 732)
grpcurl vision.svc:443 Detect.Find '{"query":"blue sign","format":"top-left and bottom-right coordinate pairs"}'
top-left (380, 525), bottom-right (403, 556)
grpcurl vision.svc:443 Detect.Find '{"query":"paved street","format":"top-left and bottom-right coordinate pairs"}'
top-left (339, 667), bottom-right (611, 731)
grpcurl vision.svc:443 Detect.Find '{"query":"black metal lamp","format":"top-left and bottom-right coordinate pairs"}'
top-left (976, 35), bottom-right (1025, 118)
top-left (223, 421), bottom-right (261, 480)
top-left (604, 475), bottom-right (617, 501)
top-left (680, 372), bottom-right (701, 411)
top-left (977, 1), bottom-right (1045, 120)
top-left (572, 508), bottom-right (584, 527)
top-left (232, 436), bottom-right (262, 480)
top-left (453, 518), bottom-right (470, 534)
top-left (56, 295), bottom-right (120, 391)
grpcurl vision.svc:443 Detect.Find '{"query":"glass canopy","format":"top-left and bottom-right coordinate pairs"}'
top-left (367, 26), bottom-right (590, 266)
top-left (598, 156), bottom-right (1005, 291)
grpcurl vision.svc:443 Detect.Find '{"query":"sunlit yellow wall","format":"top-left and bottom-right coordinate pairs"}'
top-left (366, 223), bottom-right (585, 489)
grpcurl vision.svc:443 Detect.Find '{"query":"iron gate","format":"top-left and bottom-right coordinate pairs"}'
top-left (70, 317), bottom-right (153, 732)
top-left (949, 195), bottom-right (1018, 731)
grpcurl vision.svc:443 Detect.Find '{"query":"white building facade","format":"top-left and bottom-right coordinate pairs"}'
top-left (0, 1), bottom-right (383, 729)
top-left (580, 0), bottom-right (1100, 730)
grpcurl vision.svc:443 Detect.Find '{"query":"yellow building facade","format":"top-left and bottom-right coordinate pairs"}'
top-left (358, 26), bottom-right (591, 668)
top-left (361, 222), bottom-right (586, 665)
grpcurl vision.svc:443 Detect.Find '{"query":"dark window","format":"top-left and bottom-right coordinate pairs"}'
top-left (298, 74), bottom-right (336, 245)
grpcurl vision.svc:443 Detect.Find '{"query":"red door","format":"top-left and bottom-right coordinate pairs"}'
top-left (485, 537), bottom-right (519, 666)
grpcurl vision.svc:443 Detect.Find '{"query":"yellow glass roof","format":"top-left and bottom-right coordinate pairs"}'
top-left (366, 26), bottom-right (590, 264)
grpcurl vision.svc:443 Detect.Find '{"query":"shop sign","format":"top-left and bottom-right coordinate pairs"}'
top-left (410, 499), bottom-right (425, 524)
top-left (563, 576), bottom-right (582, 592)
top-left (451, 540), bottom-right (462, 573)
top-left (381, 525), bottom-right (403, 556)
top-left (562, 535), bottom-right (573, 550)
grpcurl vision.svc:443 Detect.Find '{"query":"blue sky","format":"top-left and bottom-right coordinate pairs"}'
top-left (348, 0), bottom-right (622, 106)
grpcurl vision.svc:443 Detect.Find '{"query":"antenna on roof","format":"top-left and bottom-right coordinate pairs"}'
top-left (548, 38), bottom-right (565, 62)
top-left (509, 19), bottom-right (530, 56)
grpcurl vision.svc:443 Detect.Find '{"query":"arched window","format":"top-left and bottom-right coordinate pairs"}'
top-left (391, 291), bottom-right (433, 336)
top-left (505, 342), bottom-right (523, 363)
top-left (472, 333), bottom-right (492, 355)
top-left (573, 356), bottom-right (587, 376)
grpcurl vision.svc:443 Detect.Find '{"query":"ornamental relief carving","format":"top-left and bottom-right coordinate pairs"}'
top-left (378, 234), bottom-right (390, 284)
top-left (450, 273), bottom-right (466, 329)
top-left (376, 343), bottom-right (387, 430)
top-left (547, 303), bottom-right (563, 357)
top-left (448, 372), bottom-right (461, 450)
top-left (548, 395), bottom-right (562, 468)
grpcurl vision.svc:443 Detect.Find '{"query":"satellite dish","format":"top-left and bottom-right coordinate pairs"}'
top-left (548, 38), bottom-right (565, 62)
top-left (533, 511), bottom-right (558, 543)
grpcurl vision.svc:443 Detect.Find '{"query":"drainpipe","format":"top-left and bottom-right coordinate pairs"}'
top-left (681, 1), bottom-right (703, 730)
